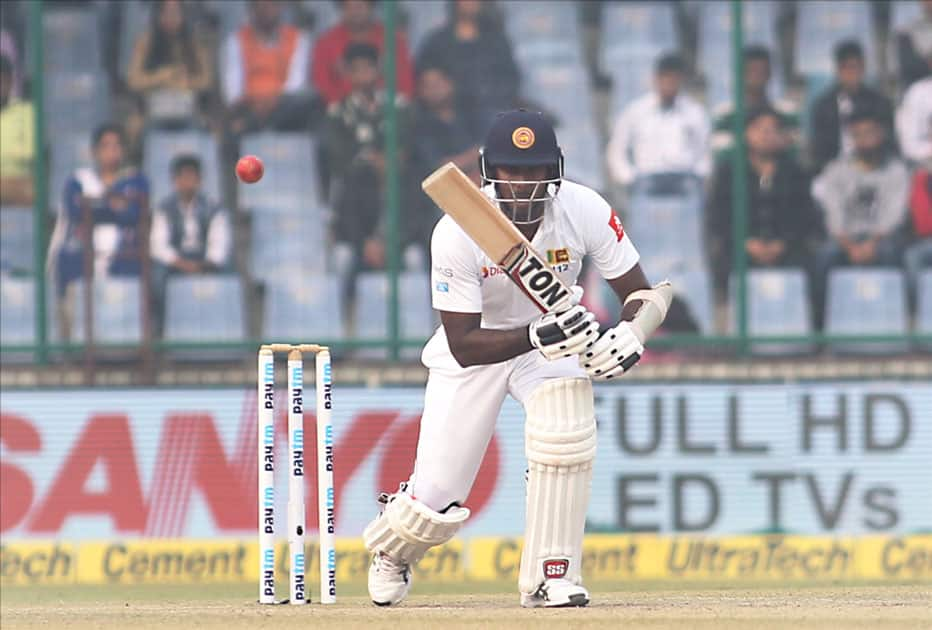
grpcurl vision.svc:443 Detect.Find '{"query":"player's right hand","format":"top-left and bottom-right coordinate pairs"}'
top-left (528, 305), bottom-right (600, 361)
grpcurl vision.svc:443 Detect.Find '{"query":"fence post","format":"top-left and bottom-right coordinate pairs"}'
top-left (28, 0), bottom-right (48, 364)
top-left (383, 0), bottom-right (401, 360)
top-left (730, 0), bottom-right (749, 355)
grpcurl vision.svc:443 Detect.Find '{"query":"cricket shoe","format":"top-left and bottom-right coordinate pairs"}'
top-left (520, 579), bottom-right (590, 608)
top-left (368, 552), bottom-right (411, 606)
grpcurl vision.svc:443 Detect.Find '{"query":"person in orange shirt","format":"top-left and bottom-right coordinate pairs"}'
top-left (311, 0), bottom-right (414, 106)
top-left (222, 0), bottom-right (313, 133)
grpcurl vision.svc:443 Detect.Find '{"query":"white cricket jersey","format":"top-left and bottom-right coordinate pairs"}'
top-left (429, 179), bottom-right (640, 330)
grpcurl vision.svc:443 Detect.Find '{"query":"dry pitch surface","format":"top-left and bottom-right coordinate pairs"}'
top-left (2, 582), bottom-right (930, 630)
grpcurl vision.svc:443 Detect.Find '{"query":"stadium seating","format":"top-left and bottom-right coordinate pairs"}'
top-left (144, 130), bottom-right (221, 207)
top-left (697, 0), bottom-right (782, 106)
top-left (305, 0), bottom-right (341, 34)
top-left (209, 0), bottom-right (251, 39)
top-left (624, 174), bottom-right (706, 279)
top-left (0, 207), bottom-right (34, 275)
top-left (44, 71), bottom-right (111, 140)
top-left (163, 274), bottom-right (245, 344)
top-left (0, 275), bottom-right (36, 347)
top-left (249, 209), bottom-right (328, 283)
top-left (43, 8), bottom-right (101, 75)
top-left (667, 267), bottom-right (716, 335)
top-left (238, 133), bottom-right (322, 212)
top-left (354, 271), bottom-right (435, 358)
top-left (500, 1), bottom-right (603, 190)
top-left (263, 272), bottom-right (345, 342)
top-left (917, 269), bottom-right (932, 352)
top-left (731, 268), bottom-right (813, 355)
top-left (600, 1), bottom-right (678, 115)
top-left (502, 0), bottom-right (581, 49)
top-left (67, 277), bottom-right (144, 345)
top-left (891, 0), bottom-right (923, 30)
top-left (559, 122), bottom-right (605, 191)
top-left (825, 268), bottom-right (908, 355)
top-left (401, 0), bottom-right (447, 54)
top-left (794, 0), bottom-right (876, 79)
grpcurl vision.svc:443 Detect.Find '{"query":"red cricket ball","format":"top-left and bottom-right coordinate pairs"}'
top-left (235, 155), bottom-right (264, 184)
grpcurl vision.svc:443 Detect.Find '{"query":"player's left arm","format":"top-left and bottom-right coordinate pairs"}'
top-left (580, 198), bottom-right (672, 380)
top-left (606, 263), bottom-right (650, 320)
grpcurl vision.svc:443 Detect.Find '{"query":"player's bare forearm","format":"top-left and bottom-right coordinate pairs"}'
top-left (607, 263), bottom-right (651, 321)
top-left (439, 310), bottom-right (533, 367)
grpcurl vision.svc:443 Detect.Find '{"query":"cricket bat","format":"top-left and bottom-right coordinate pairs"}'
top-left (421, 162), bottom-right (672, 342)
top-left (422, 162), bottom-right (575, 313)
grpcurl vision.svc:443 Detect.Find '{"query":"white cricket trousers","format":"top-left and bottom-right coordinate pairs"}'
top-left (408, 326), bottom-right (587, 511)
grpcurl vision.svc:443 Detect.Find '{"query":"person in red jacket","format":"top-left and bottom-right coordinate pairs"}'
top-left (311, 0), bottom-right (413, 105)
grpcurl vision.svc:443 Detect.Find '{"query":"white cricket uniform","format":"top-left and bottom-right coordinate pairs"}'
top-left (408, 180), bottom-right (640, 511)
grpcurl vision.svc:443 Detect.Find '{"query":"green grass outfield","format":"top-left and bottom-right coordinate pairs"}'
top-left (2, 581), bottom-right (930, 630)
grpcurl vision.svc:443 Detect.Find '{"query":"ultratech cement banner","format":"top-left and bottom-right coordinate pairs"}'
top-left (1, 536), bottom-right (929, 586)
top-left (1, 383), bottom-right (930, 540)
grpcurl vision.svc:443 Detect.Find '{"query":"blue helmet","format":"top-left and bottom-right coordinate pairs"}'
top-left (479, 110), bottom-right (564, 225)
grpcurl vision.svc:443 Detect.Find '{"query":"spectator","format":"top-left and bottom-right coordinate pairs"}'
top-left (606, 53), bottom-right (710, 188)
top-left (707, 107), bottom-right (817, 296)
top-left (416, 0), bottom-right (520, 138)
top-left (222, 0), bottom-right (313, 134)
top-left (126, 0), bottom-right (213, 129)
top-left (898, 75), bottom-right (932, 295)
top-left (711, 45), bottom-right (800, 157)
top-left (897, 75), bottom-right (932, 168)
top-left (810, 40), bottom-right (895, 175)
top-left (904, 168), bottom-right (932, 302)
top-left (409, 64), bottom-right (479, 251)
top-left (0, 53), bottom-right (34, 206)
top-left (895, 0), bottom-right (932, 90)
top-left (312, 0), bottom-right (414, 106)
top-left (411, 65), bottom-right (479, 183)
top-left (812, 106), bottom-right (910, 325)
top-left (325, 43), bottom-right (414, 308)
top-left (46, 124), bottom-right (149, 340)
top-left (149, 154), bottom-right (232, 336)
top-left (0, 27), bottom-right (20, 99)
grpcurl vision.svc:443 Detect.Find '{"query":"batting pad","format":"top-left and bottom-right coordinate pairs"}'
top-left (519, 377), bottom-right (596, 594)
top-left (363, 492), bottom-right (470, 565)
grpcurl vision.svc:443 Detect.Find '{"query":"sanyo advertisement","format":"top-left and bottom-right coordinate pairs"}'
top-left (1, 382), bottom-right (930, 539)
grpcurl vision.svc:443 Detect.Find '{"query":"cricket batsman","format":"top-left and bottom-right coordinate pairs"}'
top-left (363, 110), bottom-right (670, 607)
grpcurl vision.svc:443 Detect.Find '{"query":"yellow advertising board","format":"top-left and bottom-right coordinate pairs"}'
top-left (2, 535), bottom-right (929, 586)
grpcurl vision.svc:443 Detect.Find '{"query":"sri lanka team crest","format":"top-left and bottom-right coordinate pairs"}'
top-left (512, 126), bottom-right (535, 149)
top-left (546, 247), bottom-right (571, 272)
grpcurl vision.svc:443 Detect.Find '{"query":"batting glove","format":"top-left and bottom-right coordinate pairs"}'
top-left (528, 304), bottom-right (600, 361)
top-left (580, 320), bottom-right (644, 380)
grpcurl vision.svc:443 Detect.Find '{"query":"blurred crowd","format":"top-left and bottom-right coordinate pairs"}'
top-left (0, 0), bottom-right (930, 353)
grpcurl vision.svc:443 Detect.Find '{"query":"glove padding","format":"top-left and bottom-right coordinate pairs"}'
top-left (580, 321), bottom-right (644, 380)
top-left (528, 305), bottom-right (600, 360)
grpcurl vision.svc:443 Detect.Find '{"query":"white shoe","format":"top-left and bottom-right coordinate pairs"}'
top-left (368, 552), bottom-right (411, 606)
top-left (520, 579), bottom-right (590, 608)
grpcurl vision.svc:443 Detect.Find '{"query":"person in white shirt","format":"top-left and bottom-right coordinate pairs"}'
top-left (363, 111), bottom-right (670, 608)
top-left (897, 75), bottom-right (932, 168)
top-left (149, 154), bottom-right (232, 335)
top-left (606, 53), bottom-right (710, 187)
top-left (895, 75), bottom-right (932, 298)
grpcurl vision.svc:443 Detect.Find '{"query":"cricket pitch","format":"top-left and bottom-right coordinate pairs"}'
top-left (2, 581), bottom-right (930, 630)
